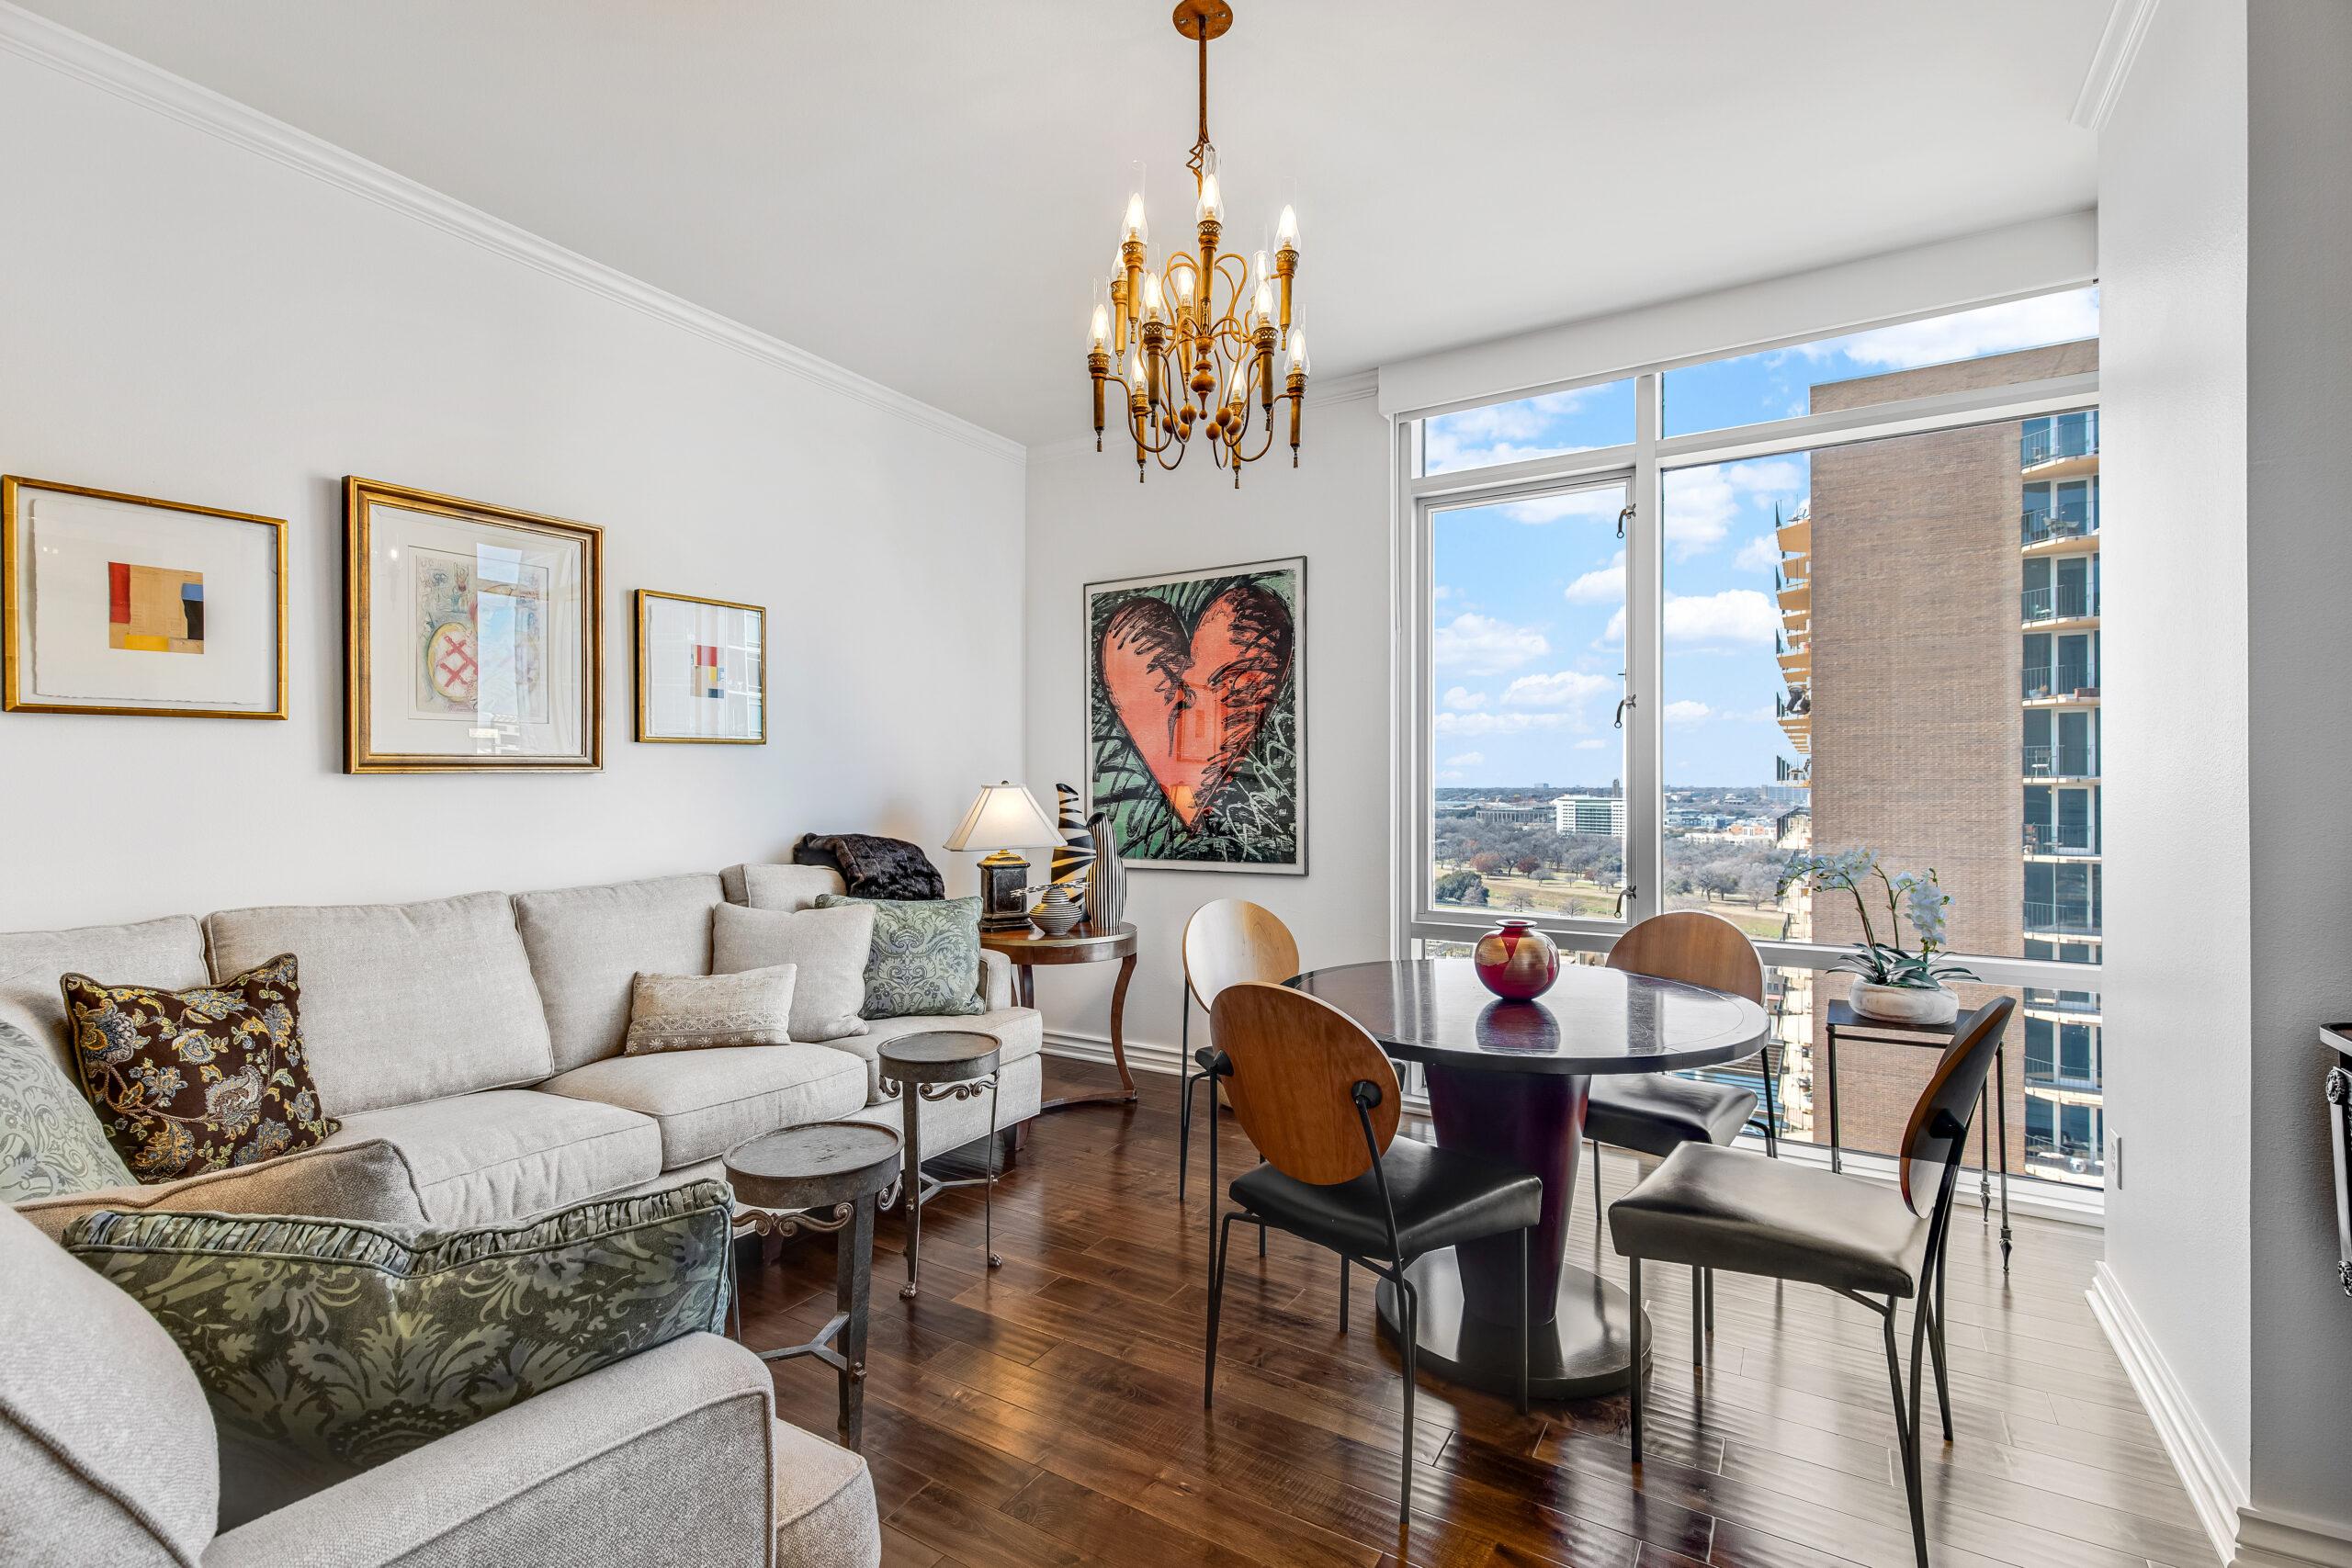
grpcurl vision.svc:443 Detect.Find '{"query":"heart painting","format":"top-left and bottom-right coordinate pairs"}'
top-left (1084, 558), bottom-right (1305, 873)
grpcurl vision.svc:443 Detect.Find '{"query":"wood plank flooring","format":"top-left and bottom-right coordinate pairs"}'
top-left (736, 1059), bottom-right (2204, 1568)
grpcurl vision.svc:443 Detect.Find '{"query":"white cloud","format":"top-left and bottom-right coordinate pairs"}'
top-left (1437, 770), bottom-right (1464, 784)
top-left (1574, 738), bottom-right (1608, 751)
top-left (1432, 584), bottom-right (1453, 602)
top-left (1598, 588), bottom-right (1779, 649)
top-left (1423, 388), bottom-right (1604, 471)
top-left (1663, 460), bottom-right (1804, 559)
top-left (1662, 700), bottom-right (1713, 726)
top-left (1503, 489), bottom-right (1626, 526)
top-left (1735, 536), bottom-right (1781, 573)
top-left (1432, 613), bottom-right (1548, 676)
top-left (1442, 751), bottom-right (1485, 769)
top-left (1801, 289), bottom-right (2098, 372)
top-left (1500, 670), bottom-right (1613, 710)
top-left (1434, 711), bottom-right (1572, 737)
top-left (1564, 550), bottom-right (1626, 605)
top-left (1728, 458), bottom-right (1804, 495)
top-left (1441, 686), bottom-right (1489, 711)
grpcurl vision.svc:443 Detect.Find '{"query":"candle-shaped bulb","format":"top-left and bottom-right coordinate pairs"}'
top-left (1122, 191), bottom-right (1148, 244)
top-left (1196, 171), bottom-right (1223, 223)
top-left (1171, 261), bottom-right (1195, 307)
top-left (1253, 279), bottom-right (1274, 327)
top-left (1286, 329), bottom-right (1310, 377)
top-left (1276, 204), bottom-right (1300, 251)
top-left (1090, 303), bottom-right (1110, 352)
top-left (1140, 271), bottom-right (1166, 321)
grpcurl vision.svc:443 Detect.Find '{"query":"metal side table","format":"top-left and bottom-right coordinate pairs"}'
top-left (879, 1030), bottom-right (1003, 1300)
top-left (723, 1120), bottom-right (900, 1450)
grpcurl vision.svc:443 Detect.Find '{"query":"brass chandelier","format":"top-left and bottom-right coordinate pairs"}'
top-left (1087, 0), bottom-right (1307, 485)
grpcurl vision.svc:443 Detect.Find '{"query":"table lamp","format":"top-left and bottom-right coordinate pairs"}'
top-left (944, 782), bottom-right (1066, 931)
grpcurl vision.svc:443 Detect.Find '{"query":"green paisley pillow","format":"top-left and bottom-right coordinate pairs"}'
top-left (0, 1019), bottom-right (134, 1203)
top-left (67, 1179), bottom-right (733, 1526)
top-left (816, 893), bottom-right (987, 1019)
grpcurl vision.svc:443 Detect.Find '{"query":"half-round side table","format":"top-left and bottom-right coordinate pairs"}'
top-left (979, 921), bottom-right (1138, 1111)
top-left (878, 1030), bottom-right (1004, 1301)
top-left (724, 1120), bottom-right (901, 1450)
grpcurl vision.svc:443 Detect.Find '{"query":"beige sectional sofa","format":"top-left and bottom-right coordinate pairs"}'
top-left (0, 861), bottom-right (1045, 1568)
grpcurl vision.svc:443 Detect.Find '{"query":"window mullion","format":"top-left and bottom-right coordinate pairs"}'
top-left (1625, 371), bottom-right (1665, 925)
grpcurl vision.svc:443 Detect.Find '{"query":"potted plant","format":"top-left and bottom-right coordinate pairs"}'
top-left (1780, 848), bottom-right (1976, 1025)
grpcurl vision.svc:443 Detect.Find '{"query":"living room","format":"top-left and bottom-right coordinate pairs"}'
top-left (3, 3), bottom-right (2346, 1567)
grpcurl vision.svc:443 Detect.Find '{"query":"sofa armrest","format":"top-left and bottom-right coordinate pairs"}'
top-left (201, 1335), bottom-right (779, 1568)
top-left (980, 949), bottom-right (1014, 1011)
top-left (15, 1137), bottom-right (428, 1243)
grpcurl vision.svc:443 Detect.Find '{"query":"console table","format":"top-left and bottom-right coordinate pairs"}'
top-left (980, 921), bottom-right (1137, 1111)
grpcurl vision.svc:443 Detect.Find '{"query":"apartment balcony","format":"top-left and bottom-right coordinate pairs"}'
top-left (2024, 825), bottom-right (2100, 857)
top-left (2021, 583), bottom-right (2098, 627)
top-left (1778, 649), bottom-right (1810, 680)
top-left (2023, 900), bottom-right (2101, 937)
top-left (2021, 412), bottom-right (2099, 477)
top-left (2023, 989), bottom-right (2103, 1020)
top-left (1777, 579), bottom-right (1810, 616)
top-left (2022, 744), bottom-right (2098, 780)
top-left (2022, 663), bottom-right (2098, 703)
top-left (1777, 513), bottom-right (1811, 556)
top-left (2020, 510), bottom-right (2098, 549)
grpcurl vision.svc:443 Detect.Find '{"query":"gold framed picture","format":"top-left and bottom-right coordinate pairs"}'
top-left (634, 590), bottom-right (766, 744)
top-left (344, 477), bottom-right (603, 773)
top-left (3, 476), bottom-right (288, 720)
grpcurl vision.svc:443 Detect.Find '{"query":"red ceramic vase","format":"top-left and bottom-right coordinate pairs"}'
top-left (1473, 918), bottom-right (1560, 1000)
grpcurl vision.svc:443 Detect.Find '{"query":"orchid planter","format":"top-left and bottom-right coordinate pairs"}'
top-left (1781, 848), bottom-right (1979, 1021)
top-left (1849, 977), bottom-right (1961, 1026)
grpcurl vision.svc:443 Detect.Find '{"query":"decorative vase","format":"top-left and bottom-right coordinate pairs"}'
top-left (1473, 919), bottom-right (1560, 1000)
top-left (1047, 783), bottom-right (1095, 891)
top-left (1029, 883), bottom-right (1085, 936)
top-left (1084, 810), bottom-right (1126, 929)
top-left (1849, 976), bottom-right (1960, 1026)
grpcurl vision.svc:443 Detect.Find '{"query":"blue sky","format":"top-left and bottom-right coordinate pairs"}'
top-left (1426, 288), bottom-right (2099, 791)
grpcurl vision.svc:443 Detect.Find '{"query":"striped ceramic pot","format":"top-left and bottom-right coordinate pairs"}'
top-left (1473, 918), bottom-right (1560, 1000)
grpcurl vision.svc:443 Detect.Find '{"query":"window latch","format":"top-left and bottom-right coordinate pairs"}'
top-left (1613, 885), bottom-right (1636, 918)
top-left (1617, 503), bottom-right (1634, 540)
top-left (1614, 694), bottom-right (1634, 729)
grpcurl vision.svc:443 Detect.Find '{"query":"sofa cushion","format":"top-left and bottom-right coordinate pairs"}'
top-left (816, 895), bottom-right (987, 1020)
top-left (723, 863), bottom-right (846, 911)
top-left (13, 1136), bottom-right (429, 1245)
top-left (205, 892), bottom-right (554, 1116)
top-left (66, 1180), bottom-right (734, 1530)
top-left (514, 873), bottom-right (724, 1074)
top-left (0, 1017), bottom-right (134, 1202)
top-left (539, 1044), bottom-right (868, 1168)
top-left (61, 953), bottom-right (338, 1183)
top-left (326, 1089), bottom-right (661, 1227)
top-left (0, 914), bottom-right (208, 1076)
top-left (840, 1009), bottom-right (1045, 1099)
top-left (0, 1202), bottom-right (218, 1568)
top-left (624, 965), bottom-right (797, 1056)
top-left (711, 901), bottom-right (873, 1043)
top-left (773, 1418), bottom-right (880, 1568)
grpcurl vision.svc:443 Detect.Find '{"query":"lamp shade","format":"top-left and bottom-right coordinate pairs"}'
top-left (943, 782), bottom-right (1065, 852)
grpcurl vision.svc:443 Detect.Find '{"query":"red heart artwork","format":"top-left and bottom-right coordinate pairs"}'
top-left (1098, 583), bottom-right (1295, 829)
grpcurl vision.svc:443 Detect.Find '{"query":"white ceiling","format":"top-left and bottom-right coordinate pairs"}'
top-left (19, 0), bottom-right (2109, 446)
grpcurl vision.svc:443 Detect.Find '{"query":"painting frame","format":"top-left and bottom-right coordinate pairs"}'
top-left (1082, 555), bottom-right (1306, 875)
top-left (633, 589), bottom-right (767, 745)
top-left (343, 476), bottom-right (604, 774)
top-left (2, 476), bottom-right (288, 720)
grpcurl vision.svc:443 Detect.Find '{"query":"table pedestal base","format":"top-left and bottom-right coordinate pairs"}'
top-left (1375, 1252), bottom-right (1649, 1401)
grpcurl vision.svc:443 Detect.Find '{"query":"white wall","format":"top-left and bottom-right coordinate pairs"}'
top-left (1019, 384), bottom-right (1391, 1066)
top-left (0, 40), bottom-right (1025, 931)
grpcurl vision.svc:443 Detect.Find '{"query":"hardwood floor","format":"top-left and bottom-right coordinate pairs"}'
top-left (737, 1059), bottom-right (2202, 1568)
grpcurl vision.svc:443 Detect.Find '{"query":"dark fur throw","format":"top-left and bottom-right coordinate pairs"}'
top-left (793, 833), bottom-right (945, 901)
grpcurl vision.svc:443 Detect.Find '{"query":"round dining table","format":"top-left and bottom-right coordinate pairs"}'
top-left (1291, 958), bottom-right (1770, 1399)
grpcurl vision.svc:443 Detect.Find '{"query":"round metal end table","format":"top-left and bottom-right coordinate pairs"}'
top-left (878, 1030), bottom-right (1004, 1300)
top-left (724, 1119), bottom-right (901, 1450)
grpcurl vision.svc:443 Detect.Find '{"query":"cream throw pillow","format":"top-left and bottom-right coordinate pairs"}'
top-left (622, 964), bottom-right (797, 1055)
top-left (710, 901), bottom-right (875, 1043)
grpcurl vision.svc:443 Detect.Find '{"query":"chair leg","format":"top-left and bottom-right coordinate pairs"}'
top-left (1204, 1089), bottom-right (1219, 1295)
top-left (1259, 1216), bottom-right (1267, 1258)
top-left (1627, 1254), bottom-right (1644, 1462)
top-left (1884, 1302), bottom-right (1929, 1568)
top-left (1177, 1009), bottom-right (1194, 1205)
top-left (1397, 1275), bottom-right (1419, 1529)
top-left (1591, 1138), bottom-right (1604, 1219)
top-left (1516, 1228), bottom-right (1531, 1416)
top-left (1928, 1252), bottom-right (1952, 1443)
top-left (1704, 1267), bottom-right (1714, 1336)
top-left (1339, 1255), bottom-right (1351, 1334)
top-left (1204, 1212), bottom-right (1236, 1408)
top-left (1763, 1057), bottom-right (1781, 1158)
top-left (1690, 1265), bottom-right (1705, 1369)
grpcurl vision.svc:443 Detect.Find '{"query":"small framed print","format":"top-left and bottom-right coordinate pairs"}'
top-left (345, 477), bottom-right (602, 773)
top-left (634, 590), bottom-right (765, 744)
top-left (3, 477), bottom-right (288, 720)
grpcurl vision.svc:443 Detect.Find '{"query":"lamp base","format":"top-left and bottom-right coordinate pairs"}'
top-left (976, 854), bottom-right (1033, 932)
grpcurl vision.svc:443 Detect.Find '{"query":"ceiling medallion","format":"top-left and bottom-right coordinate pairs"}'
top-left (1087, 0), bottom-right (1307, 486)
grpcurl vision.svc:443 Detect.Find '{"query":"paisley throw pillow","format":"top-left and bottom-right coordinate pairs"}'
top-left (0, 1018), bottom-right (135, 1202)
top-left (59, 953), bottom-right (337, 1183)
top-left (816, 893), bottom-right (987, 1019)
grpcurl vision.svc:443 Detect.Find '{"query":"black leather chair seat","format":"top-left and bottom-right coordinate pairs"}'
top-left (1608, 1144), bottom-right (1930, 1298)
top-left (1586, 1074), bottom-right (1757, 1156)
top-left (1231, 1138), bottom-right (1542, 1261)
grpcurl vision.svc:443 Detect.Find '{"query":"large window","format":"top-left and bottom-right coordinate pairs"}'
top-left (1404, 288), bottom-right (2105, 1191)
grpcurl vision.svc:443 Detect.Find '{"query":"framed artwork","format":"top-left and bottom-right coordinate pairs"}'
top-left (1084, 556), bottom-right (1305, 874)
top-left (3, 477), bottom-right (287, 719)
top-left (344, 477), bottom-right (602, 773)
top-left (634, 590), bottom-right (765, 744)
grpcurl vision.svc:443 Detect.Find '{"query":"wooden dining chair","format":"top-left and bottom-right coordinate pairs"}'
top-left (1204, 981), bottom-right (1540, 1528)
top-left (1593, 909), bottom-right (1770, 1366)
top-left (1178, 899), bottom-right (1301, 1204)
top-left (1611, 996), bottom-right (2014, 1568)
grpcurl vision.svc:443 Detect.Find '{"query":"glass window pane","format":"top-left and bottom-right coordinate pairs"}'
top-left (1421, 378), bottom-right (1636, 475)
top-left (1664, 286), bottom-right (2099, 437)
top-left (1428, 483), bottom-right (1628, 919)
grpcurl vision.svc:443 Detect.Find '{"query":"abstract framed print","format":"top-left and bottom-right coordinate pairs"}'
top-left (2, 477), bottom-right (287, 719)
top-left (1084, 556), bottom-right (1305, 874)
top-left (344, 477), bottom-right (602, 773)
top-left (634, 590), bottom-right (765, 744)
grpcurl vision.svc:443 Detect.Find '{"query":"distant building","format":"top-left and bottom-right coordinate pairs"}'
top-left (1553, 794), bottom-right (1627, 837)
top-left (1474, 802), bottom-right (1549, 827)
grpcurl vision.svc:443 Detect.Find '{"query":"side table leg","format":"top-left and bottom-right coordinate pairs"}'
top-left (985, 1075), bottom-right (1002, 1269)
top-left (1826, 1027), bottom-right (1843, 1175)
top-left (1017, 966), bottom-right (1035, 1010)
top-left (899, 1089), bottom-right (923, 1301)
top-left (1996, 1043), bottom-right (2013, 1274)
top-left (836, 1192), bottom-right (875, 1450)
top-left (1107, 952), bottom-right (1138, 1100)
top-left (1979, 1084), bottom-right (1993, 1219)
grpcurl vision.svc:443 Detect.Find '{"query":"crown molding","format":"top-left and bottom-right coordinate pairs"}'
top-left (0, 2), bottom-right (1025, 465)
top-left (2072, 0), bottom-right (2160, 132)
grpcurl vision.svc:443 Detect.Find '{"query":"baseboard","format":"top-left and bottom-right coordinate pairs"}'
top-left (2086, 1261), bottom-right (2241, 1566)
top-left (2234, 1508), bottom-right (2352, 1568)
top-left (1043, 1028), bottom-right (1185, 1080)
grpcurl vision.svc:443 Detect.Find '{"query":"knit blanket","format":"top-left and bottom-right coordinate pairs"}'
top-left (791, 833), bottom-right (945, 901)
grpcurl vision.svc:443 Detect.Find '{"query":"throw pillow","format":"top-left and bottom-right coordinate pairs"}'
top-left (67, 1178), bottom-right (733, 1528)
top-left (59, 953), bottom-right (337, 1183)
top-left (815, 894), bottom-right (987, 1019)
top-left (0, 1018), bottom-right (134, 1203)
top-left (622, 964), bottom-right (797, 1055)
top-left (710, 900), bottom-right (874, 1042)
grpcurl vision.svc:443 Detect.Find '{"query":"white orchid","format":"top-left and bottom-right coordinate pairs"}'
top-left (1782, 849), bottom-right (1975, 990)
